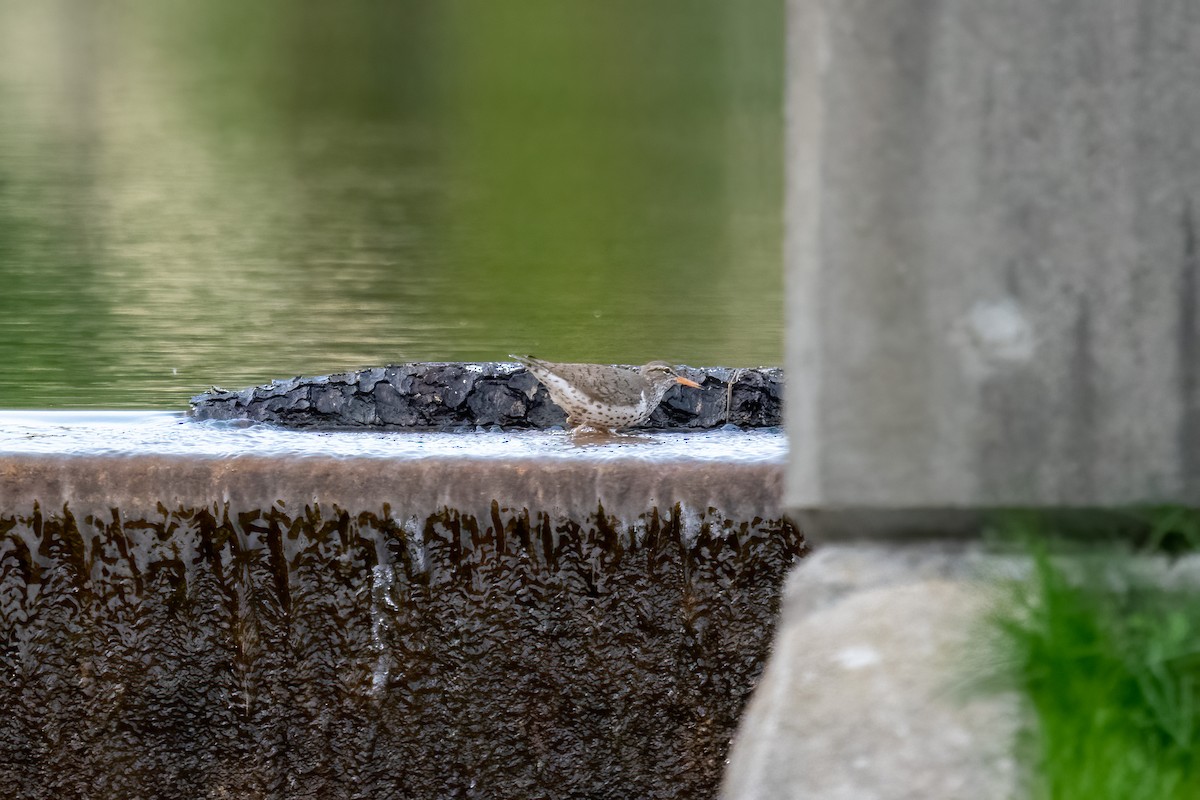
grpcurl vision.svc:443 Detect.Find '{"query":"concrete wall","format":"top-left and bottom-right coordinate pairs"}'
top-left (786, 0), bottom-right (1200, 526)
top-left (0, 453), bottom-right (800, 798)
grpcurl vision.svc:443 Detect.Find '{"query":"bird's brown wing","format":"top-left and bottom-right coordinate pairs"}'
top-left (514, 358), bottom-right (645, 406)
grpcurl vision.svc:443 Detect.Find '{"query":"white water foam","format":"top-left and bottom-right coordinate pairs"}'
top-left (0, 411), bottom-right (786, 464)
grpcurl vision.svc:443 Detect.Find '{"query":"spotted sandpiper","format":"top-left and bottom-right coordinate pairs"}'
top-left (511, 355), bottom-right (702, 432)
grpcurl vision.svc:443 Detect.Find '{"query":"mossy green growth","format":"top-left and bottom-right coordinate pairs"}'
top-left (988, 513), bottom-right (1200, 800)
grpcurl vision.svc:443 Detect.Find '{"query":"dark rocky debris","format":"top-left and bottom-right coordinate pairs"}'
top-left (190, 362), bottom-right (784, 430)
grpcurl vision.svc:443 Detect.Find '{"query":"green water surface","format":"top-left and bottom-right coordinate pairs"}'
top-left (0, 0), bottom-right (783, 408)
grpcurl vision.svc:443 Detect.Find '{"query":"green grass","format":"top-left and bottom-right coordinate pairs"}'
top-left (986, 512), bottom-right (1200, 799)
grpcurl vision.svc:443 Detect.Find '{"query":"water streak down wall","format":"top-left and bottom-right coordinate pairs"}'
top-left (0, 455), bottom-right (801, 799)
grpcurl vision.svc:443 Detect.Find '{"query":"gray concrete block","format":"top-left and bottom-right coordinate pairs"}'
top-left (722, 543), bottom-right (1200, 799)
top-left (786, 0), bottom-right (1200, 520)
top-left (722, 544), bottom-right (1018, 800)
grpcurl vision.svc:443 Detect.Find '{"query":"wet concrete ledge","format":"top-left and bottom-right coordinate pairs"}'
top-left (190, 362), bottom-right (784, 430)
top-left (1, 453), bottom-right (786, 524)
top-left (0, 452), bottom-right (801, 799)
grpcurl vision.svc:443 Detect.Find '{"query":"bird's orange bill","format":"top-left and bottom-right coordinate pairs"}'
top-left (675, 376), bottom-right (702, 388)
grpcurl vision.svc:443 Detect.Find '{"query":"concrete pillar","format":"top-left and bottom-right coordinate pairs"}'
top-left (786, 0), bottom-right (1200, 533)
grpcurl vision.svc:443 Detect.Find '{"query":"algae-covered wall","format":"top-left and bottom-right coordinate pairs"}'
top-left (0, 455), bottom-right (801, 799)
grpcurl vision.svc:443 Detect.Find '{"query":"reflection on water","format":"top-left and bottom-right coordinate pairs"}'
top-left (0, 0), bottom-right (783, 409)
